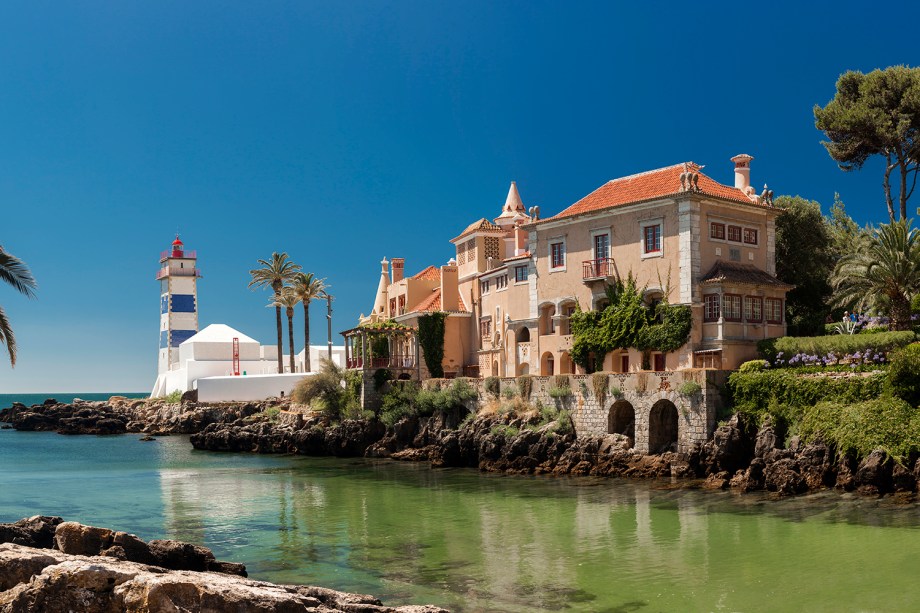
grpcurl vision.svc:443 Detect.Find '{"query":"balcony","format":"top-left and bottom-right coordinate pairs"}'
top-left (345, 354), bottom-right (416, 370)
top-left (160, 250), bottom-right (197, 262)
top-left (155, 266), bottom-right (202, 280)
top-left (582, 257), bottom-right (613, 281)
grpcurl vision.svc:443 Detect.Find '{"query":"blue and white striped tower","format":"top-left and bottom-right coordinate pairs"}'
top-left (156, 235), bottom-right (200, 374)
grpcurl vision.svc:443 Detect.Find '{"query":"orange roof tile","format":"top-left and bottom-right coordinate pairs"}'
top-left (409, 288), bottom-right (469, 314)
top-left (545, 163), bottom-right (761, 221)
top-left (452, 218), bottom-right (504, 242)
top-left (411, 265), bottom-right (440, 281)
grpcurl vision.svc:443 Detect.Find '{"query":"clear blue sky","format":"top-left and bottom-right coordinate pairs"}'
top-left (1, 1), bottom-right (917, 392)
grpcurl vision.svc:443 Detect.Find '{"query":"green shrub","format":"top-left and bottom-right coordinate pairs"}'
top-left (886, 343), bottom-right (920, 406)
top-left (490, 424), bottom-right (520, 438)
top-left (517, 375), bottom-right (533, 400)
top-left (738, 359), bottom-right (769, 373)
top-left (609, 385), bottom-right (623, 398)
top-left (263, 406), bottom-right (281, 422)
top-left (548, 386), bottom-right (572, 399)
top-left (292, 359), bottom-right (361, 420)
top-left (678, 381), bottom-right (702, 396)
top-left (727, 369), bottom-right (886, 416)
top-left (757, 331), bottom-right (915, 362)
top-left (380, 378), bottom-right (477, 427)
top-left (484, 377), bottom-right (501, 398)
top-left (501, 387), bottom-right (518, 399)
top-left (372, 368), bottom-right (392, 391)
top-left (163, 390), bottom-right (182, 403)
top-left (799, 397), bottom-right (920, 462)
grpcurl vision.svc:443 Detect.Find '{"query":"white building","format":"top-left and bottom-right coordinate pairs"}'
top-left (150, 236), bottom-right (345, 401)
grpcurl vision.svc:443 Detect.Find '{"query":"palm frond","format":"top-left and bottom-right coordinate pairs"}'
top-left (0, 305), bottom-right (17, 366)
top-left (0, 250), bottom-right (37, 298)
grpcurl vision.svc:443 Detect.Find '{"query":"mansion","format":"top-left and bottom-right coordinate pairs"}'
top-left (346, 155), bottom-right (790, 377)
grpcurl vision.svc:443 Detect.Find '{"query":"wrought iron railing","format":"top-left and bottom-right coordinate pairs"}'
top-left (582, 257), bottom-right (612, 280)
top-left (160, 250), bottom-right (197, 261)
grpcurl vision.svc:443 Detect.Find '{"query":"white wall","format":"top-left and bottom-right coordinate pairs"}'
top-left (197, 373), bottom-right (310, 403)
top-left (179, 340), bottom-right (261, 362)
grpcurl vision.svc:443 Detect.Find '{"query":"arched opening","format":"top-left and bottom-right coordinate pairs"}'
top-left (559, 351), bottom-right (574, 374)
top-left (491, 360), bottom-right (499, 376)
top-left (559, 300), bottom-right (577, 335)
top-left (608, 400), bottom-right (635, 447)
top-left (648, 400), bottom-right (679, 454)
top-left (517, 363), bottom-right (530, 376)
top-left (517, 327), bottom-right (531, 343)
top-left (540, 352), bottom-right (554, 376)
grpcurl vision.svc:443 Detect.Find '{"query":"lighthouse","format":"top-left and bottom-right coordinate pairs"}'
top-left (156, 235), bottom-right (201, 374)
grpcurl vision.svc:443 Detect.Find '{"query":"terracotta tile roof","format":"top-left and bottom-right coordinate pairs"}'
top-left (452, 218), bottom-right (504, 241)
top-left (411, 265), bottom-right (440, 281)
top-left (699, 261), bottom-right (793, 289)
top-left (409, 288), bottom-right (470, 314)
top-left (503, 251), bottom-right (531, 263)
top-left (545, 163), bottom-right (761, 221)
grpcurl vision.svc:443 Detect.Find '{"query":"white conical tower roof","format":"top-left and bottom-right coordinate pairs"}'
top-left (370, 257), bottom-right (390, 321)
top-left (498, 181), bottom-right (525, 218)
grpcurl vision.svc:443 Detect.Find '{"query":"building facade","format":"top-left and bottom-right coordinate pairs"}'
top-left (351, 155), bottom-right (789, 377)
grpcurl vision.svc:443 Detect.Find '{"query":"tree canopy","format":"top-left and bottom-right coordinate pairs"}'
top-left (774, 195), bottom-right (837, 334)
top-left (814, 65), bottom-right (920, 222)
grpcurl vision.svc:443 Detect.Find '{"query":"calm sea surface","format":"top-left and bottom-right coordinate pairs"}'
top-left (1, 428), bottom-right (919, 611)
top-left (0, 392), bottom-right (148, 408)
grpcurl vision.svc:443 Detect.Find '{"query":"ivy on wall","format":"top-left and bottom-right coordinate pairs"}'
top-left (569, 274), bottom-right (692, 371)
top-left (418, 312), bottom-right (448, 378)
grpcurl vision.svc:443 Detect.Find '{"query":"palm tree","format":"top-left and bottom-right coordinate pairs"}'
top-left (249, 253), bottom-right (301, 373)
top-left (0, 246), bottom-right (38, 366)
top-left (291, 272), bottom-right (327, 373)
top-left (268, 287), bottom-right (300, 373)
top-left (831, 219), bottom-right (920, 330)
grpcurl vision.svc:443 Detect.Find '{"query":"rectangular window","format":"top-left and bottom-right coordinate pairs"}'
top-left (495, 275), bottom-right (508, 290)
top-left (481, 279), bottom-right (490, 294)
top-left (766, 298), bottom-right (783, 323)
top-left (514, 265), bottom-right (528, 283)
top-left (727, 225), bottom-right (742, 242)
top-left (704, 294), bottom-right (721, 322)
top-left (744, 296), bottom-right (763, 322)
top-left (620, 354), bottom-right (629, 373)
top-left (398, 295), bottom-right (405, 315)
top-left (593, 233), bottom-right (609, 261)
top-left (643, 224), bottom-right (661, 254)
top-left (480, 319), bottom-right (492, 338)
top-left (710, 223), bottom-right (725, 240)
top-left (550, 242), bottom-right (565, 269)
top-left (653, 353), bottom-right (665, 371)
top-left (724, 294), bottom-right (742, 321)
top-left (743, 228), bottom-right (758, 245)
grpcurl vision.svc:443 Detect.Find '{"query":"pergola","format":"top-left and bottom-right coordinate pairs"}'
top-left (341, 324), bottom-right (420, 379)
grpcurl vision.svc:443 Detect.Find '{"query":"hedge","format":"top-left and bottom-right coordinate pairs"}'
top-left (727, 369), bottom-right (887, 415)
top-left (757, 331), bottom-right (916, 362)
top-left (799, 398), bottom-right (920, 462)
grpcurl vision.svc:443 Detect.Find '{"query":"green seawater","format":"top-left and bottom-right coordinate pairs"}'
top-left (1, 428), bottom-right (919, 612)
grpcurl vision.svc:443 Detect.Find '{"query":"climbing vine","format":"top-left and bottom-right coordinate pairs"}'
top-left (569, 273), bottom-right (692, 371)
top-left (418, 312), bottom-right (448, 378)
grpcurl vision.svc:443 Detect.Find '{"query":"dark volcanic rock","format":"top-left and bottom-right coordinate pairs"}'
top-left (0, 516), bottom-right (63, 549)
top-left (764, 458), bottom-right (808, 495)
top-left (855, 450), bottom-right (894, 495)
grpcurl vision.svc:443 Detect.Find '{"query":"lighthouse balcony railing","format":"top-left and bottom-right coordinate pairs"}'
top-left (160, 250), bottom-right (197, 262)
top-left (155, 267), bottom-right (202, 280)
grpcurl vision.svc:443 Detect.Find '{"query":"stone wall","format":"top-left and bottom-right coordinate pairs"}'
top-left (469, 370), bottom-right (728, 454)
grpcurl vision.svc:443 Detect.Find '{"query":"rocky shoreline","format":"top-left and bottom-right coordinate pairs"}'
top-left (0, 516), bottom-right (445, 613)
top-left (3, 398), bottom-right (919, 498)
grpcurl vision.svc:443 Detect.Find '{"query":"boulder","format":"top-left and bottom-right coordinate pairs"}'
top-left (764, 458), bottom-right (807, 495)
top-left (855, 450), bottom-right (893, 495)
top-left (0, 516), bottom-right (63, 549)
top-left (53, 522), bottom-right (113, 556)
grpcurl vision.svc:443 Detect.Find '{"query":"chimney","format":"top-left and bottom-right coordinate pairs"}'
top-left (513, 225), bottom-right (528, 256)
top-left (731, 154), bottom-right (754, 192)
top-left (391, 258), bottom-right (405, 283)
top-left (440, 262), bottom-right (459, 312)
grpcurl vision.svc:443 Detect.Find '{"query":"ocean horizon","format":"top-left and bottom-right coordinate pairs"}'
top-left (0, 392), bottom-right (148, 409)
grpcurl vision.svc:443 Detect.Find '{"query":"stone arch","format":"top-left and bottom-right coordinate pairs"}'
top-left (539, 303), bottom-right (556, 335)
top-left (559, 299), bottom-right (578, 335)
top-left (558, 351), bottom-right (574, 374)
top-left (517, 363), bottom-right (530, 376)
top-left (517, 327), bottom-right (531, 342)
top-left (648, 399), bottom-right (678, 454)
top-left (608, 400), bottom-right (635, 447)
top-left (540, 351), bottom-right (554, 376)
top-left (491, 360), bottom-right (499, 376)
